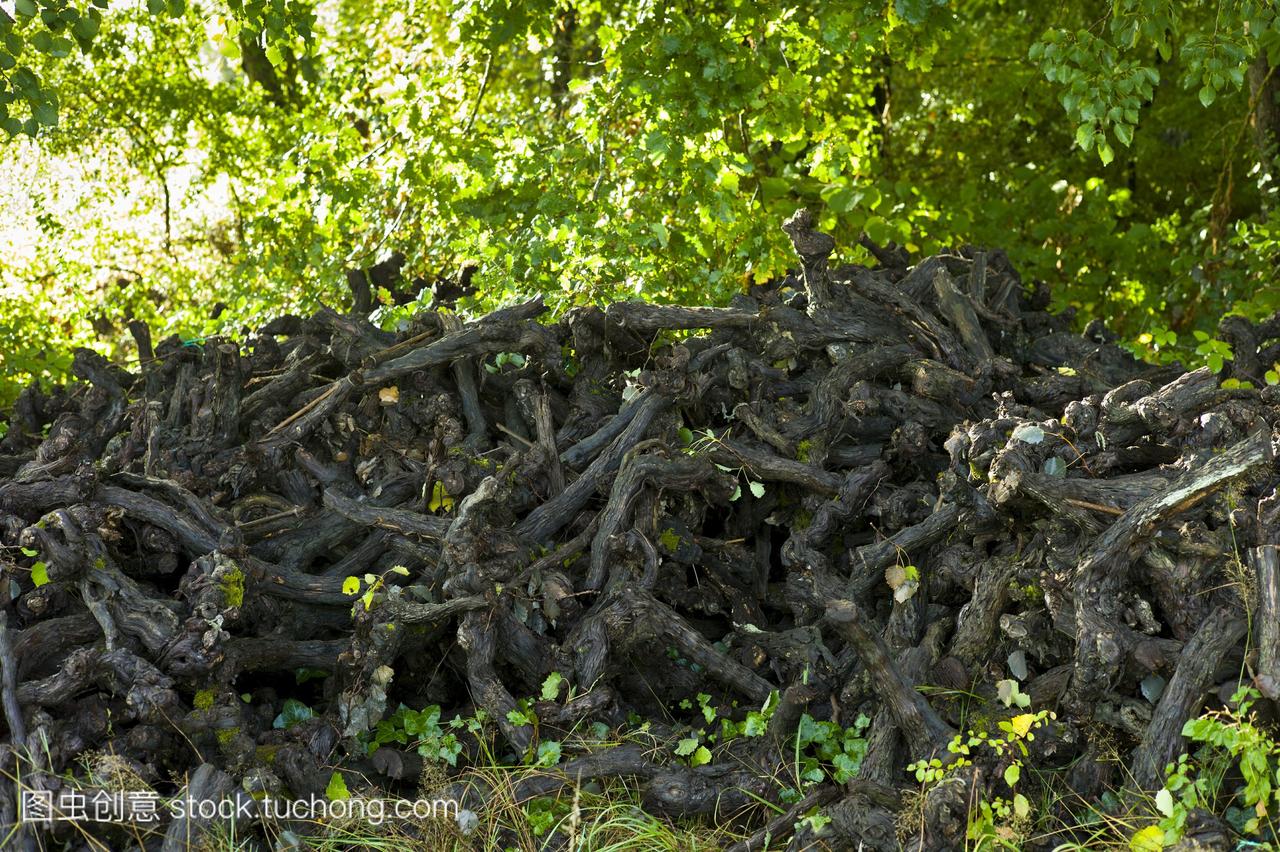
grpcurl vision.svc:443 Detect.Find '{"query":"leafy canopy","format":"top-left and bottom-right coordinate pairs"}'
top-left (3, 0), bottom-right (1280, 401)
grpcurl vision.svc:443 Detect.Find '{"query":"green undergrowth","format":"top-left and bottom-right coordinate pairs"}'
top-left (10, 665), bottom-right (1280, 850)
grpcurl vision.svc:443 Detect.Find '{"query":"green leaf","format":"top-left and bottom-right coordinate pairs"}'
top-left (864, 215), bottom-right (894, 245)
top-left (13, 0), bottom-right (36, 18)
top-left (146, 0), bottom-right (166, 14)
top-left (325, 771), bottom-right (350, 800)
top-left (1129, 824), bottom-right (1164, 852)
top-left (1075, 123), bottom-right (1095, 151)
top-left (342, 576), bottom-right (361, 595)
top-left (821, 185), bottom-right (858, 214)
top-left (535, 740), bottom-right (561, 766)
top-left (1098, 141), bottom-right (1114, 166)
top-left (73, 15), bottom-right (100, 40)
top-left (1011, 424), bottom-right (1044, 444)
top-left (748, 481), bottom-right (765, 499)
top-left (674, 737), bottom-right (699, 756)
top-left (273, 698), bottom-right (314, 730)
top-left (216, 33), bottom-right (242, 60)
top-left (1198, 85), bottom-right (1216, 107)
top-left (1114, 123), bottom-right (1133, 147)
top-left (690, 745), bottom-right (712, 767)
top-left (1004, 763), bottom-right (1020, 787)
top-left (996, 678), bottom-right (1022, 708)
top-left (831, 751), bottom-right (861, 781)
top-left (540, 671), bottom-right (563, 701)
top-left (650, 220), bottom-right (669, 248)
top-left (428, 481), bottom-right (454, 512)
top-left (30, 562), bottom-right (48, 587)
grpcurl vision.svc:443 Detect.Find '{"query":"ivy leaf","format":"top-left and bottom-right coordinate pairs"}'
top-left (674, 737), bottom-right (699, 757)
top-left (690, 745), bottom-right (712, 767)
top-left (831, 751), bottom-right (861, 782)
top-left (273, 698), bottom-right (314, 730)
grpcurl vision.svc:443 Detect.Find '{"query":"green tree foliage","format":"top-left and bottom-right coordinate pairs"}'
top-left (3, 1), bottom-right (1280, 402)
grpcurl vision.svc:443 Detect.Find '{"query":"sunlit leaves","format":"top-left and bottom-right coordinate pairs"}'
top-left (1033, 2), bottom-right (1268, 162)
top-left (2, 0), bottom-right (1278, 408)
top-left (0, 0), bottom-right (310, 135)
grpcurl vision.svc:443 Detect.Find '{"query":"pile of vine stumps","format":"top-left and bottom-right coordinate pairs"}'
top-left (2, 210), bottom-right (1280, 851)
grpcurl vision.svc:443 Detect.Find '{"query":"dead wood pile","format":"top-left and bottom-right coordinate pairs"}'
top-left (1, 210), bottom-right (1277, 850)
